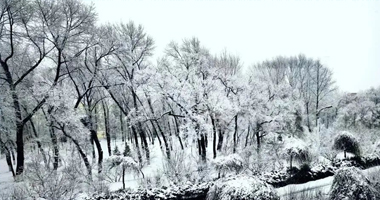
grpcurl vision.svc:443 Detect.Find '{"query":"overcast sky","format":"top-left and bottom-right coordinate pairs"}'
top-left (86, 0), bottom-right (380, 93)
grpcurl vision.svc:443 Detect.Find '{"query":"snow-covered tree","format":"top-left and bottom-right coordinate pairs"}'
top-left (283, 138), bottom-right (311, 169)
top-left (107, 155), bottom-right (141, 189)
top-left (333, 131), bottom-right (360, 159)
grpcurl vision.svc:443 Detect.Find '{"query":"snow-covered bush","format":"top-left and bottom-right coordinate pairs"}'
top-left (330, 167), bottom-right (378, 200)
top-left (283, 138), bottom-right (311, 169)
top-left (106, 155), bottom-right (141, 189)
top-left (20, 155), bottom-right (84, 200)
top-left (212, 154), bottom-right (244, 178)
top-left (113, 146), bottom-right (121, 156)
top-left (162, 149), bottom-right (197, 185)
top-left (207, 175), bottom-right (279, 200)
top-left (86, 182), bottom-right (210, 200)
top-left (333, 131), bottom-right (360, 158)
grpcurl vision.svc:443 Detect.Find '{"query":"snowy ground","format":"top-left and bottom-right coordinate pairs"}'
top-left (0, 136), bottom-right (209, 199)
top-left (0, 156), bottom-right (14, 192)
top-left (1, 140), bottom-right (379, 199)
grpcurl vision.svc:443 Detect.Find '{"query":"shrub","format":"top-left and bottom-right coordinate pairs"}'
top-left (330, 167), bottom-right (378, 200)
top-left (106, 155), bottom-right (141, 189)
top-left (212, 154), bottom-right (244, 178)
top-left (333, 131), bottom-right (360, 158)
top-left (123, 143), bottom-right (131, 157)
top-left (284, 138), bottom-right (311, 169)
top-left (162, 149), bottom-right (196, 185)
top-left (207, 175), bottom-right (279, 200)
top-left (113, 146), bottom-right (121, 156)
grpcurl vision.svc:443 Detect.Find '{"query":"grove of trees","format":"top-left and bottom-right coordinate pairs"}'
top-left (0, 0), bottom-right (379, 198)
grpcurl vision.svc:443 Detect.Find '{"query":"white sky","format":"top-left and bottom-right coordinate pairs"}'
top-left (86, 0), bottom-right (380, 93)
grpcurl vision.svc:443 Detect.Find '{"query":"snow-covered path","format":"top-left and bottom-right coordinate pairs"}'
top-left (276, 166), bottom-right (380, 198)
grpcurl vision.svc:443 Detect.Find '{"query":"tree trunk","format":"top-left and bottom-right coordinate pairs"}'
top-left (102, 101), bottom-right (112, 156)
top-left (65, 133), bottom-right (92, 177)
top-left (200, 134), bottom-right (207, 162)
top-left (217, 128), bottom-right (224, 151)
top-left (315, 64), bottom-right (320, 127)
top-left (173, 117), bottom-right (184, 150)
top-left (150, 121), bottom-right (162, 147)
top-left (5, 149), bottom-right (15, 177)
top-left (210, 114), bottom-right (217, 159)
top-left (131, 126), bottom-right (143, 164)
top-left (2, 61), bottom-right (25, 176)
top-left (29, 118), bottom-right (48, 167)
top-left (155, 120), bottom-right (171, 159)
top-left (306, 102), bottom-right (311, 132)
top-left (91, 137), bottom-right (96, 159)
top-left (15, 124), bottom-right (24, 176)
top-left (137, 123), bottom-right (150, 163)
top-left (133, 92), bottom-right (150, 163)
top-left (49, 122), bottom-right (59, 170)
top-left (233, 115), bottom-right (238, 154)
top-left (90, 130), bottom-right (103, 173)
top-left (122, 167), bottom-right (126, 190)
top-left (146, 96), bottom-right (169, 159)
top-left (245, 125), bottom-right (250, 148)
top-left (120, 109), bottom-right (125, 142)
top-left (256, 129), bottom-right (261, 155)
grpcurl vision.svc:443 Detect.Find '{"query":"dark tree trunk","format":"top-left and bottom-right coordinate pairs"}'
top-left (200, 134), bottom-right (207, 162)
top-left (233, 115), bottom-right (238, 153)
top-left (137, 123), bottom-right (150, 163)
top-left (210, 114), bottom-right (217, 159)
top-left (91, 137), bottom-right (96, 159)
top-left (102, 101), bottom-right (112, 156)
top-left (63, 131), bottom-right (92, 177)
top-left (173, 117), bottom-right (184, 150)
top-left (91, 130), bottom-right (103, 173)
top-left (256, 130), bottom-right (261, 155)
top-left (198, 139), bottom-right (201, 156)
top-left (5, 149), bottom-right (15, 177)
top-left (131, 126), bottom-right (143, 163)
top-left (10, 145), bottom-right (16, 163)
top-left (120, 109), bottom-right (125, 142)
top-left (167, 121), bottom-right (174, 151)
top-left (315, 64), bottom-right (320, 127)
top-left (150, 121), bottom-right (162, 147)
top-left (155, 120), bottom-right (171, 159)
top-left (245, 125), bottom-right (250, 148)
top-left (306, 102), bottom-right (311, 132)
top-left (146, 127), bottom-right (153, 145)
top-left (15, 125), bottom-right (24, 176)
top-left (146, 96), bottom-right (170, 159)
top-left (122, 167), bottom-right (126, 190)
top-left (133, 92), bottom-right (150, 163)
top-left (217, 128), bottom-right (224, 151)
